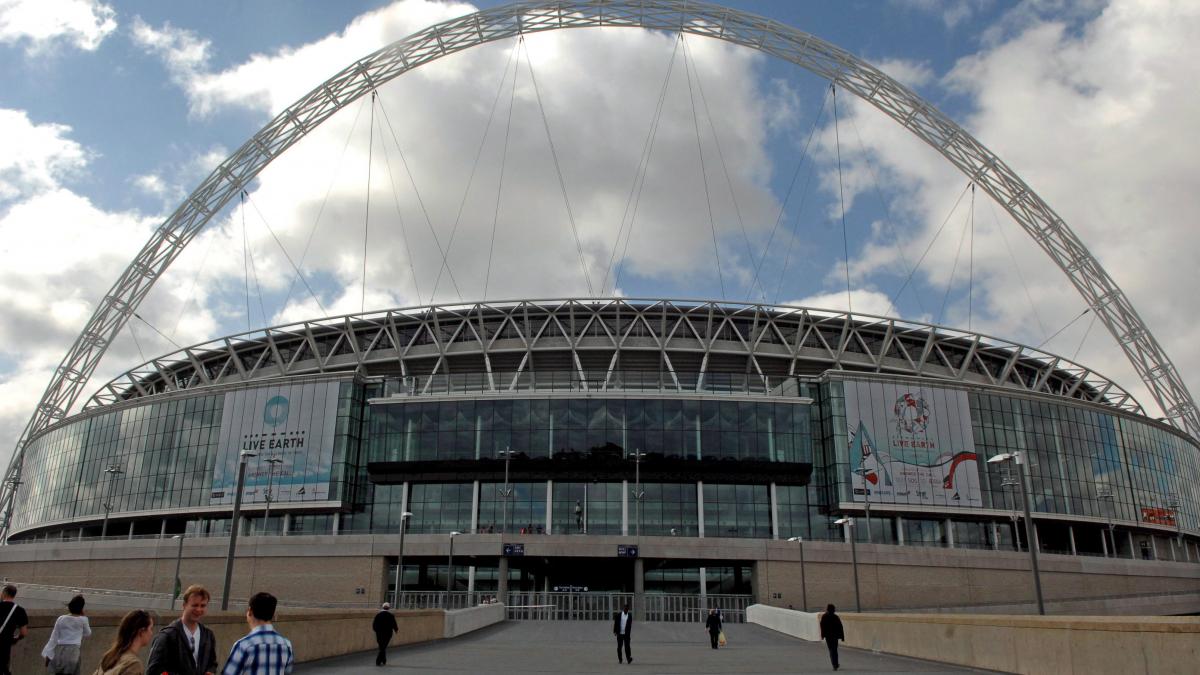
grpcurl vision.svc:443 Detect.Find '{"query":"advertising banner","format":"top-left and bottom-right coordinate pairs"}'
top-left (843, 380), bottom-right (982, 507)
top-left (210, 381), bottom-right (340, 505)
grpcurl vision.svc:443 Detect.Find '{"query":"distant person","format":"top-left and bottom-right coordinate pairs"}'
top-left (704, 608), bottom-right (722, 649)
top-left (0, 584), bottom-right (29, 675)
top-left (221, 592), bottom-right (293, 675)
top-left (92, 609), bottom-right (155, 675)
top-left (371, 602), bottom-right (398, 666)
top-left (42, 594), bottom-right (91, 674)
top-left (146, 584), bottom-right (218, 675)
top-left (613, 603), bottom-right (633, 664)
top-left (819, 604), bottom-right (845, 671)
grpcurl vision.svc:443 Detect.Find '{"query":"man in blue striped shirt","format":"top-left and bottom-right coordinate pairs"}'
top-left (221, 592), bottom-right (294, 675)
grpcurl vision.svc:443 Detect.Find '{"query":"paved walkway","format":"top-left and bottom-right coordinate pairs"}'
top-left (299, 620), bottom-right (992, 674)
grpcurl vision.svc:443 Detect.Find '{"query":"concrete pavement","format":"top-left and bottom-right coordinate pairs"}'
top-left (299, 620), bottom-right (994, 673)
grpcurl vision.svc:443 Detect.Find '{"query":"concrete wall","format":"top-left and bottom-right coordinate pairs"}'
top-left (746, 604), bottom-right (821, 641)
top-left (6, 607), bottom-right (445, 675)
top-left (748, 606), bottom-right (1200, 675)
top-left (444, 603), bottom-right (506, 638)
top-left (2, 534), bottom-right (1198, 612)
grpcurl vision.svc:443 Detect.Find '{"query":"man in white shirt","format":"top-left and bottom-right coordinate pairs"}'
top-left (146, 584), bottom-right (219, 675)
top-left (612, 603), bottom-right (633, 664)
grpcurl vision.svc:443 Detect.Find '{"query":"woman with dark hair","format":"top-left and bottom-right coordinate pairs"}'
top-left (92, 610), bottom-right (155, 675)
top-left (41, 595), bottom-right (91, 674)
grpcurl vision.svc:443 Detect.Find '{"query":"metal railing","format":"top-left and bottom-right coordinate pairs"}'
top-left (502, 592), bottom-right (750, 622)
top-left (381, 371), bottom-right (804, 398)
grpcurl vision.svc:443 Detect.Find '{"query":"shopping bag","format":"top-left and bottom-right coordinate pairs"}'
top-left (718, 630), bottom-right (727, 647)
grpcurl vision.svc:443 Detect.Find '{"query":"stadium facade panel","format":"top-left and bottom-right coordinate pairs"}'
top-left (8, 300), bottom-right (1198, 576)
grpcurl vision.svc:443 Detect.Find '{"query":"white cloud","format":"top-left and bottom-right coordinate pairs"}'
top-left (892, 0), bottom-right (991, 30)
top-left (830, 0), bottom-right (1200, 416)
top-left (786, 289), bottom-right (896, 317)
top-left (0, 0), bottom-right (116, 53)
top-left (0, 109), bottom-right (89, 201)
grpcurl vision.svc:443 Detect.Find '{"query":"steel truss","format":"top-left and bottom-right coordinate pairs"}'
top-left (82, 298), bottom-right (1138, 414)
top-left (2, 0), bottom-right (1195, 539)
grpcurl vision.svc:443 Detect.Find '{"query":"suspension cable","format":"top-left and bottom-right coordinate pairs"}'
top-left (888, 181), bottom-right (972, 310)
top-left (937, 187), bottom-right (973, 325)
top-left (847, 109), bottom-right (927, 316)
top-left (603, 33), bottom-right (681, 296)
top-left (240, 191), bottom-right (252, 332)
top-left (682, 35), bottom-right (764, 302)
top-left (771, 90), bottom-right (832, 305)
top-left (362, 91), bottom-right (377, 313)
top-left (985, 196), bottom-right (1048, 339)
top-left (132, 312), bottom-right (182, 350)
top-left (752, 84), bottom-right (830, 305)
top-left (831, 84), bottom-right (853, 315)
top-left (1073, 311), bottom-right (1098, 360)
top-left (241, 191), bottom-right (269, 330)
top-left (1036, 308), bottom-right (1090, 350)
top-left (128, 320), bottom-right (146, 364)
top-left (522, 36), bottom-right (594, 295)
top-left (373, 107), bottom-right (422, 304)
top-left (281, 96), bottom-right (368, 310)
top-left (681, 33), bottom-right (725, 300)
top-left (243, 193), bottom-right (329, 317)
top-left (428, 41), bottom-right (521, 305)
top-left (485, 37), bottom-right (522, 300)
top-left (968, 182), bottom-right (975, 331)
top-left (171, 220), bottom-right (218, 340)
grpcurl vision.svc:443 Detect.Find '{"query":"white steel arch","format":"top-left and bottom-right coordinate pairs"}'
top-left (2, 0), bottom-right (1195, 538)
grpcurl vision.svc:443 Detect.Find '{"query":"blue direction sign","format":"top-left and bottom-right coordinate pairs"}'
top-left (617, 544), bottom-right (639, 558)
top-left (503, 543), bottom-right (525, 556)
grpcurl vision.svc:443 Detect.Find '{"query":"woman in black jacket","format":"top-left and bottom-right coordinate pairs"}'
top-left (704, 608), bottom-right (722, 649)
top-left (818, 604), bottom-right (845, 670)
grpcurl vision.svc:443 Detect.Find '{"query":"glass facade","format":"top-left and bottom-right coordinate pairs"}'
top-left (9, 373), bottom-right (1199, 560)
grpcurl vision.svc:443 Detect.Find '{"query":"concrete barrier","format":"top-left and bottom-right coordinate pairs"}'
top-left (444, 602), bottom-right (506, 638)
top-left (7, 606), bottom-right (446, 674)
top-left (747, 605), bottom-right (1200, 674)
top-left (745, 604), bottom-right (821, 641)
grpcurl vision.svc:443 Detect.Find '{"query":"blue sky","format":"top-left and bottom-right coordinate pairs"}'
top-left (2, 0), bottom-right (1198, 470)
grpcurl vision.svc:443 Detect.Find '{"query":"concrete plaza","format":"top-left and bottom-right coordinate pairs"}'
top-left (299, 620), bottom-right (990, 674)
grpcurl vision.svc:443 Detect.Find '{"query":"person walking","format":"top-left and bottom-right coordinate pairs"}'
top-left (612, 603), bottom-right (633, 664)
top-left (371, 602), bottom-right (398, 667)
top-left (91, 609), bottom-right (155, 675)
top-left (221, 592), bottom-right (293, 675)
top-left (0, 584), bottom-right (29, 675)
top-left (704, 608), bottom-right (722, 649)
top-left (145, 584), bottom-right (218, 675)
top-left (41, 594), bottom-right (91, 674)
top-left (819, 604), bottom-right (845, 671)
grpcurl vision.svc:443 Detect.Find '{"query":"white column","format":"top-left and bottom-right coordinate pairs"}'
top-left (1100, 527), bottom-right (1109, 557)
top-left (160, 519), bottom-right (167, 539)
top-left (945, 519), bottom-right (954, 548)
top-left (699, 566), bottom-right (708, 604)
top-left (128, 522), bottom-right (135, 540)
top-left (331, 514), bottom-right (339, 535)
top-left (1150, 535), bottom-right (1159, 560)
top-left (1127, 531), bottom-right (1135, 558)
top-left (897, 516), bottom-right (905, 545)
top-left (697, 481), bottom-right (705, 538)
top-left (470, 480), bottom-right (480, 534)
top-left (769, 483), bottom-right (779, 540)
top-left (282, 513), bottom-right (291, 535)
top-left (545, 480), bottom-right (553, 534)
top-left (991, 522), bottom-right (1000, 551)
top-left (621, 480), bottom-right (629, 536)
top-left (468, 566), bottom-right (476, 594)
top-left (1068, 525), bottom-right (1077, 555)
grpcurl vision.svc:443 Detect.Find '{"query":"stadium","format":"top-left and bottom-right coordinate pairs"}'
top-left (2, 1), bottom-right (1199, 616)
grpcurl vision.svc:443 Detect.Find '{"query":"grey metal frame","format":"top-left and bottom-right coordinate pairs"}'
top-left (2, 0), bottom-right (1194, 539)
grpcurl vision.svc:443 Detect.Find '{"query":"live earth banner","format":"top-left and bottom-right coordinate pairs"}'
top-left (843, 380), bottom-right (982, 508)
top-left (210, 381), bottom-right (340, 506)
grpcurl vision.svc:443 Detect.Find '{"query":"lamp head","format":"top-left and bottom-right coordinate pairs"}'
top-left (786, 536), bottom-right (803, 542)
top-left (987, 453), bottom-right (1015, 464)
top-left (834, 517), bottom-right (854, 526)
top-left (401, 511), bottom-right (413, 519)
top-left (450, 530), bottom-right (462, 536)
top-left (240, 450), bottom-right (258, 460)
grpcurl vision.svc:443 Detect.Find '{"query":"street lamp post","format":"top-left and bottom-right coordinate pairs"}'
top-left (1097, 489), bottom-right (1116, 558)
top-left (786, 536), bottom-right (807, 611)
top-left (498, 447), bottom-right (515, 534)
top-left (100, 465), bottom-right (124, 539)
top-left (631, 450), bottom-right (646, 537)
top-left (1167, 493), bottom-right (1183, 561)
top-left (1002, 470), bottom-right (1021, 552)
top-left (394, 511), bottom-right (412, 607)
top-left (1, 478), bottom-right (22, 543)
top-left (853, 468), bottom-right (873, 543)
top-left (262, 456), bottom-right (284, 533)
top-left (988, 452), bottom-right (1045, 615)
top-left (833, 517), bottom-right (861, 612)
top-left (170, 534), bottom-right (185, 609)
top-left (221, 450), bottom-right (256, 611)
top-left (447, 531), bottom-right (462, 602)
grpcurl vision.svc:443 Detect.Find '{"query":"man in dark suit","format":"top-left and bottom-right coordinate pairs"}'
top-left (612, 603), bottom-right (633, 664)
top-left (372, 602), bottom-right (399, 666)
top-left (146, 584), bottom-right (219, 675)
